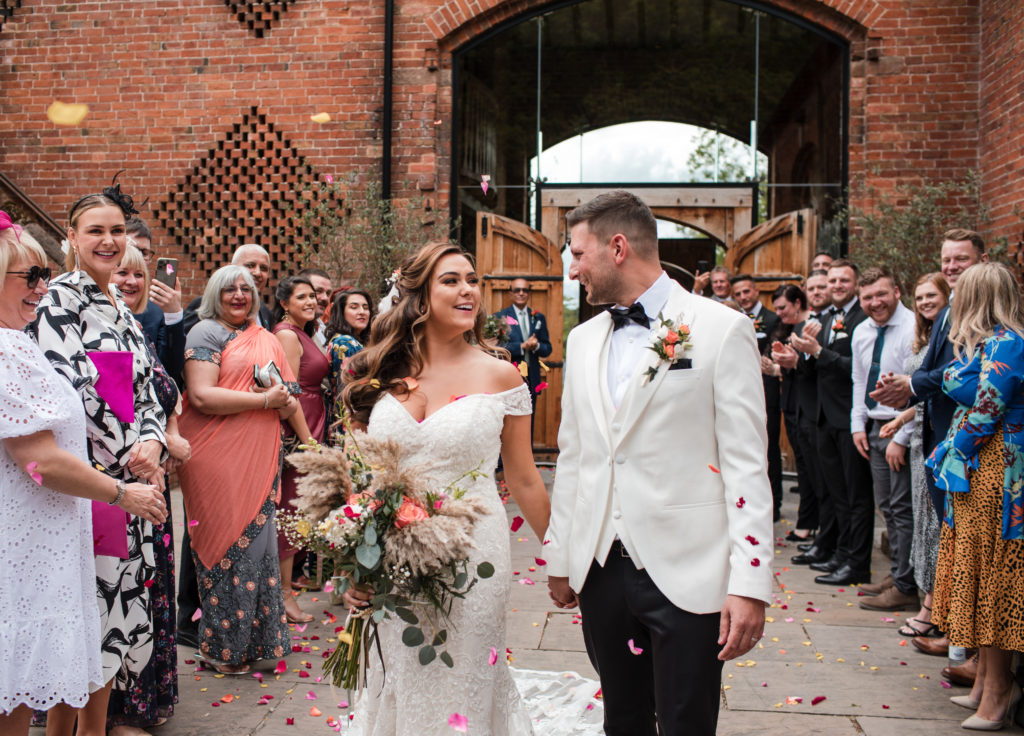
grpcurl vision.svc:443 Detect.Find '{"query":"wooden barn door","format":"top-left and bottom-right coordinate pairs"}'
top-left (476, 212), bottom-right (564, 454)
top-left (725, 208), bottom-right (816, 306)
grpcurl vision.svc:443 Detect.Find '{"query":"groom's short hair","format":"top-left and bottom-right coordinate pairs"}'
top-left (566, 190), bottom-right (658, 260)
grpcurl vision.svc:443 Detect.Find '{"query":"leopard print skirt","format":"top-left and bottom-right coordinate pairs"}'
top-left (933, 424), bottom-right (1024, 652)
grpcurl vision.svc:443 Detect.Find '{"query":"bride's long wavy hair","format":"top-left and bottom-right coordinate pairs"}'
top-left (342, 241), bottom-right (507, 424)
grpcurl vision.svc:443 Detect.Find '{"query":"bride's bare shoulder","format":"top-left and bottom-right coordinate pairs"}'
top-left (471, 350), bottom-right (523, 392)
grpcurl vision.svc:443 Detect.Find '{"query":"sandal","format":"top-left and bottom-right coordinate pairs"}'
top-left (898, 617), bottom-right (940, 637)
top-left (198, 656), bottom-right (251, 675)
top-left (286, 610), bottom-right (314, 624)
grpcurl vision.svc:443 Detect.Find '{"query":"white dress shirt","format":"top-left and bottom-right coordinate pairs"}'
top-left (850, 301), bottom-right (915, 446)
top-left (606, 272), bottom-right (672, 408)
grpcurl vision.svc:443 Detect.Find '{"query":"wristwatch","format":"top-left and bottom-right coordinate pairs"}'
top-left (110, 479), bottom-right (127, 506)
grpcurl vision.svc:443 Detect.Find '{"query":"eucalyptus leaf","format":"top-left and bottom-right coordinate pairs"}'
top-left (431, 629), bottom-right (448, 646)
top-left (365, 525), bottom-right (378, 546)
top-left (395, 607), bottom-right (419, 625)
top-left (356, 543), bottom-right (381, 569)
top-left (372, 608), bottom-right (386, 623)
top-left (402, 626), bottom-right (425, 647)
top-left (453, 572), bottom-right (468, 589)
top-left (476, 561), bottom-right (495, 579)
top-left (440, 651), bottom-right (454, 668)
top-left (418, 645), bottom-right (436, 665)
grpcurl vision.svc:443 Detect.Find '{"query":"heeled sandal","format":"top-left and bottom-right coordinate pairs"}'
top-left (898, 617), bottom-right (940, 637)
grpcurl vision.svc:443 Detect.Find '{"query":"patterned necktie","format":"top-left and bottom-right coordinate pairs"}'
top-left (518, 308), bottom-right (530, 339)
top-left (609, 303), bottom-right (649, 330)
top-left (864, 324), bottom-right (888, 409)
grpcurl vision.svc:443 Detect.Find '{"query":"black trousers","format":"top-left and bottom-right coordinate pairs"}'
top-left (817, 421), bottom-right (875, 572)
top-left (766, 401), bottom-right (783, 516)
top-left (784, 410), bottom-right (818, 530)
top-left (578, 545), bottom-right (724, 736)
top-left (799, 414), bottom-right (836, 552)
top-left (175, 507), bottom-right (201, 635)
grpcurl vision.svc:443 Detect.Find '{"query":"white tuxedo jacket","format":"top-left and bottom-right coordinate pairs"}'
top-left (545, 283), bottom-right (774, 613)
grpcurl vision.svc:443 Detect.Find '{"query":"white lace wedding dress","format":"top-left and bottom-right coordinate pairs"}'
top-left (347, 385), bottom-right (603, 736)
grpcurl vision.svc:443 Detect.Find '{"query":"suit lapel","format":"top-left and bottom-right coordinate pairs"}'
top-left (612, 285), bottom-right (691, 438)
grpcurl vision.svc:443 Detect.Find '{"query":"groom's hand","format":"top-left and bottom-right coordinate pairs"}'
top-left (548, 576), bottom-right (579, 609)
top-left (717, 594), bottom-right (766, 661)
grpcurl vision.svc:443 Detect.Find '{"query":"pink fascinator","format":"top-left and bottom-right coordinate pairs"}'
top-left (0, 210), bottom-right (23, 243)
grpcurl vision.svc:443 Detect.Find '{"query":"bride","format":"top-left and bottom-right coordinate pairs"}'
top-left (340, 242), bottom-right (552, 734)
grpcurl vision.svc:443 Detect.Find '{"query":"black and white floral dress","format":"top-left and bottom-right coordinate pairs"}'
top-left (28, 270), bottom-right (166, 688)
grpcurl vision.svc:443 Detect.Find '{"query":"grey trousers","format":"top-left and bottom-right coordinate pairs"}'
top-left (868, 421), bottom-right (916, 594)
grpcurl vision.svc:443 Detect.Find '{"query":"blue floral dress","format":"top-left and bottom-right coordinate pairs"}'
top-left (928, 327), bottom-right (1024, 650)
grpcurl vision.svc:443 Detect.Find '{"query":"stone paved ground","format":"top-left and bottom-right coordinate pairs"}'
top-left (35, 470), bottom-right (1024, 735)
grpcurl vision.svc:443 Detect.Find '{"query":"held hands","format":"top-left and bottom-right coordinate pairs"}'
top-left (886, 440), bottom-right (907, 472)
top-left (251, 382), bottom-right (291, 410)
top-left (119, 481), bottom-right (168, 525)
top-left (718, 594), bottom-right (766, 661)
top-left (128, 439), bottom-right (164, 480)
top-left (868, 373), bottom-right (913, 409)
top-left (149, 278), bottom-right (182, 313)
top-left (164, 430), bottom-right (191, 473)
top-left (879, 417), bottom-right (901, 439)
top-left (548, 576), bottom-right (579, 609)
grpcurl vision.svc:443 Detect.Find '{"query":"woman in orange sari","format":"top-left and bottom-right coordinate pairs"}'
top-left (177, 265), bottom-right (298, 675)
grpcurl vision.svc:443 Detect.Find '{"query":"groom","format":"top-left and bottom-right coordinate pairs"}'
top-left (545, 191), bottom-right (774, 735)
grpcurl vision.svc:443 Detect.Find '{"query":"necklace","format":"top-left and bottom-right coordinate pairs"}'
top-left (218, 318), bottom-right (247, 332)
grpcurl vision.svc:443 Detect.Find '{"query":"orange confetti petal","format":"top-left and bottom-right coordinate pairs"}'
top-left (220, 694), bottom-right (235, 703)
top-left (708, 464), bottom-right (721, 473)
top-left (310, 706), bottom-right (322, 717)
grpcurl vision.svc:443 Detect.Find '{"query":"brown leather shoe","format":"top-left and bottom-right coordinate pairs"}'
top-left (859, 574), bottom-right (895, 596)
top-left (858, 585), bottom-right (918, 611)
top-left (912, 635), bottom-right (949, 656)
top-left (942, 653), bottom-right (979, 687)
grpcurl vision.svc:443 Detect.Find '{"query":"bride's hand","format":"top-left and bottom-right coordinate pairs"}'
top-left (342, 584), bottom-right (372, 610)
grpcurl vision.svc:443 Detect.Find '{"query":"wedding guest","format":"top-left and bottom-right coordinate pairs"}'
top-left (296, 267), bottom-right (333, 347)
top-left (928, 262), bottom-right (1024, 730)
top-left (767, 284), bottom-right (818, 542)
top-left (849, 267), bottom-right (917, 612)
top-left (28, 185), bottom-right (169, 736)
top-left (811, 251), bottom-right (834, 272)
top-left (182, 244), bottom-right (275, 334)
top-left (126, 217), bottom-right (185, 385)
top-left (108, 244), bottom-right (190, 733)
top-left (879, 272), bottom-right (950, 638)
top-left (733, 273), bottom-right (783, 520)
top-left (176, 265), bottom-right (296, 674)
top-left (494, 278), bottom-right (553, 428)
top-left (0, 213), bottom-right (165, 736)
top-left (692, 265), bottom-right (732, 302)
top-left (326, 288), bottom-right (373, 400)
top-left (271, 276), bottom-right (323, 622)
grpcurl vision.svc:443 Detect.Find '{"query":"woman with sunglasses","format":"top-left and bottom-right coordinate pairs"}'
top-left (0, 212), bottom-right (165, 736)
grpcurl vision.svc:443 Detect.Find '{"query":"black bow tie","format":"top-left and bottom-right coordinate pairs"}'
top-left (609, 302), bottom-right (649, 330)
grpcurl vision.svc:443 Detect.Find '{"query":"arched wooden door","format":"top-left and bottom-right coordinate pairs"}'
top-left (476, 212), bottom-right (563, 454)
top-left (725, 208), bottom-right (816, 306)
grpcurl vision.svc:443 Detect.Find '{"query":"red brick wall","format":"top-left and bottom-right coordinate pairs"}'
top-left (1, 0), bottom-right (1020, 297)
top-left (979, 0), bottom-right (1024, 260)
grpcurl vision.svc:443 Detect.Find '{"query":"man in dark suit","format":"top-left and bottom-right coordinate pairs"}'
top-left (182, 243), bottom-right (275, 334)
top-left (495, 278), bottom-right (552, 432)
top-left (788, 259), bottom-right (874, 585)
top-left (732, 274), bottom-right (783, 521)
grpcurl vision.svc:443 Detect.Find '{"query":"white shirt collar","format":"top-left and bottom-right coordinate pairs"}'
top-left (744, 302), bottom-right (764, 319)
top-left (618, 271), bottom-right (672, 323)
top-left (868, 301), bottom-right (913, 329)
top-left (836, 296), bottom-right (858, 315)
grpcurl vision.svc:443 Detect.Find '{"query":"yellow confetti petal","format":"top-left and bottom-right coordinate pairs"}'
top-left (46, 101), bottom-right (89, 126)
top-left (764, 617), bottom-right (775, 623)
top-left (837, 658), bottom-right (845, 663)
top-left (723, 685), bottom-right (731, 690)
top-left (213, 674), bottom-right (225, 679)
top-left (870, 666), bottom-right (879, 671)
top-left (771, 637), bottom-right (779, 642)
top-left (310, 112), bottom-right (331, 123)
top-left (200, 687), bottom-right (208, 692)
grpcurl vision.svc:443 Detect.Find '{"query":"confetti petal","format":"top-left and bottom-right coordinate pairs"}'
top-left (510, 516), bottom-right (524, 532)
top-left (189, 519), bottom-right (199, 528)
top-left (736, 497), bottom-right (746, 508)
top-left (627, 639), bottom-right (644, 655)
top-left (25, 461), bottom-right (43, 485)
top-left (46, 101), bottom-right (89, 126)
top-left (811, 696), bottom-right (826, 705)
top-left (534, 558), bottom-right (547, 566)
top-left (535, 381), bottom-right (549, 393)
top-left (220, 694), bottom-right (235, 703)
top-left (286, 717), bottom-right (295, 725)
top-left (489, 647), bottom-right (498, 666)
top-left (745, 535), bottom-right (760, 546)
top-left (274, 660), bottom-right (287, 675)
top-left (323, 581), bottom-right (334, 593)
top-left (750, 559), bottom-right (761, 567)
top-left (324, 174), bottom-right (334, 184)
top-left (310, 706), bottom-right (322, 717)
top-left (310, 112), bottom-right (331, 123)
top-left (306, 691), bottom-right (318, 700)
top-left (449, 713), bottom-right (469, 732)
top-left (708, 464), bottom-right (721, 474)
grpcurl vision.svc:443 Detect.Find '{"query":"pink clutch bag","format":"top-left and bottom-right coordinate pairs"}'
top-left (86, 351), bottom-right (135, 423)
top-left (92, 500), bottom-right (129, 558)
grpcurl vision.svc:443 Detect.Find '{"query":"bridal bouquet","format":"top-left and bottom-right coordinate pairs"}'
top-left (482, 313), bottom-right (513, 344)
top-left (280, 426), bottom-right (494, 690)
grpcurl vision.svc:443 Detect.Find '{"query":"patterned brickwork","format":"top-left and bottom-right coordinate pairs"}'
top-left (224, 0), bottom-right (295, 38)
top-left (154, 107), bottom-right (336, 283)
top-left (0, 0), bottom-right (20, 35)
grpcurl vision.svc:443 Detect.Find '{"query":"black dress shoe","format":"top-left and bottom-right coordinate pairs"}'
top-left (815, 564), bottom-right (870, 585)
top-left (797, 541), bottom-right (815, 552)
top-left (791, 546), bottom-right (830, 565)
top-left (809, 556), bottom-right (842, 573)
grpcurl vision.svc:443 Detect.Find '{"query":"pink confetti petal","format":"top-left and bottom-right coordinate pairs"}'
top-left (489, 647), bottom-right (498, 666)
top-left (323, 581), bottom-right (335, 593)
top-left (191, 608), bottom-right (202, 622)
top-left (294, 623), bottom-right (308, 633)
top-left (745, 535), bottom-right (760, 546)
top-left (449, 712), bottom-right (469, 732)
top-left (627, 639), bottom-right (644, 655)
top-left (274, 660), bottom-right (287, 675)
top-left (534, 558), bottom-right (547, 566)
top-left (252, 672), bottom-right (263, 682)
top-left (518, 577), bottom-right (535, 585)
top-left (510, 516), bottom-right (524, 532)
top-left (480, 175), bottom-right (490, 196)
top-left (535, 381), bottom-right (548, 393)
top-left (305, 691), bottom-right (318, 700)
top-left (189, 519), bottom-right (199, 528)
top-left (337, 701), bottom-right (349, 708)
top-left (324, 174), bottom-right (334, 184)
top-left (941, 680), bottom-right (952, 689)
top-left (811, 696), bottom-right (826, 706)
top-left (25, 461), bottom-right (43, 485)
top-left (736, 497), bottom-right (746, 508)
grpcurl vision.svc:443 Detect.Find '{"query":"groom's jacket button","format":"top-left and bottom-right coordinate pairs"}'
top-left (615, 454), bottom-right (626, 464)
top-left (613, 511), bottom-right (622, 519)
